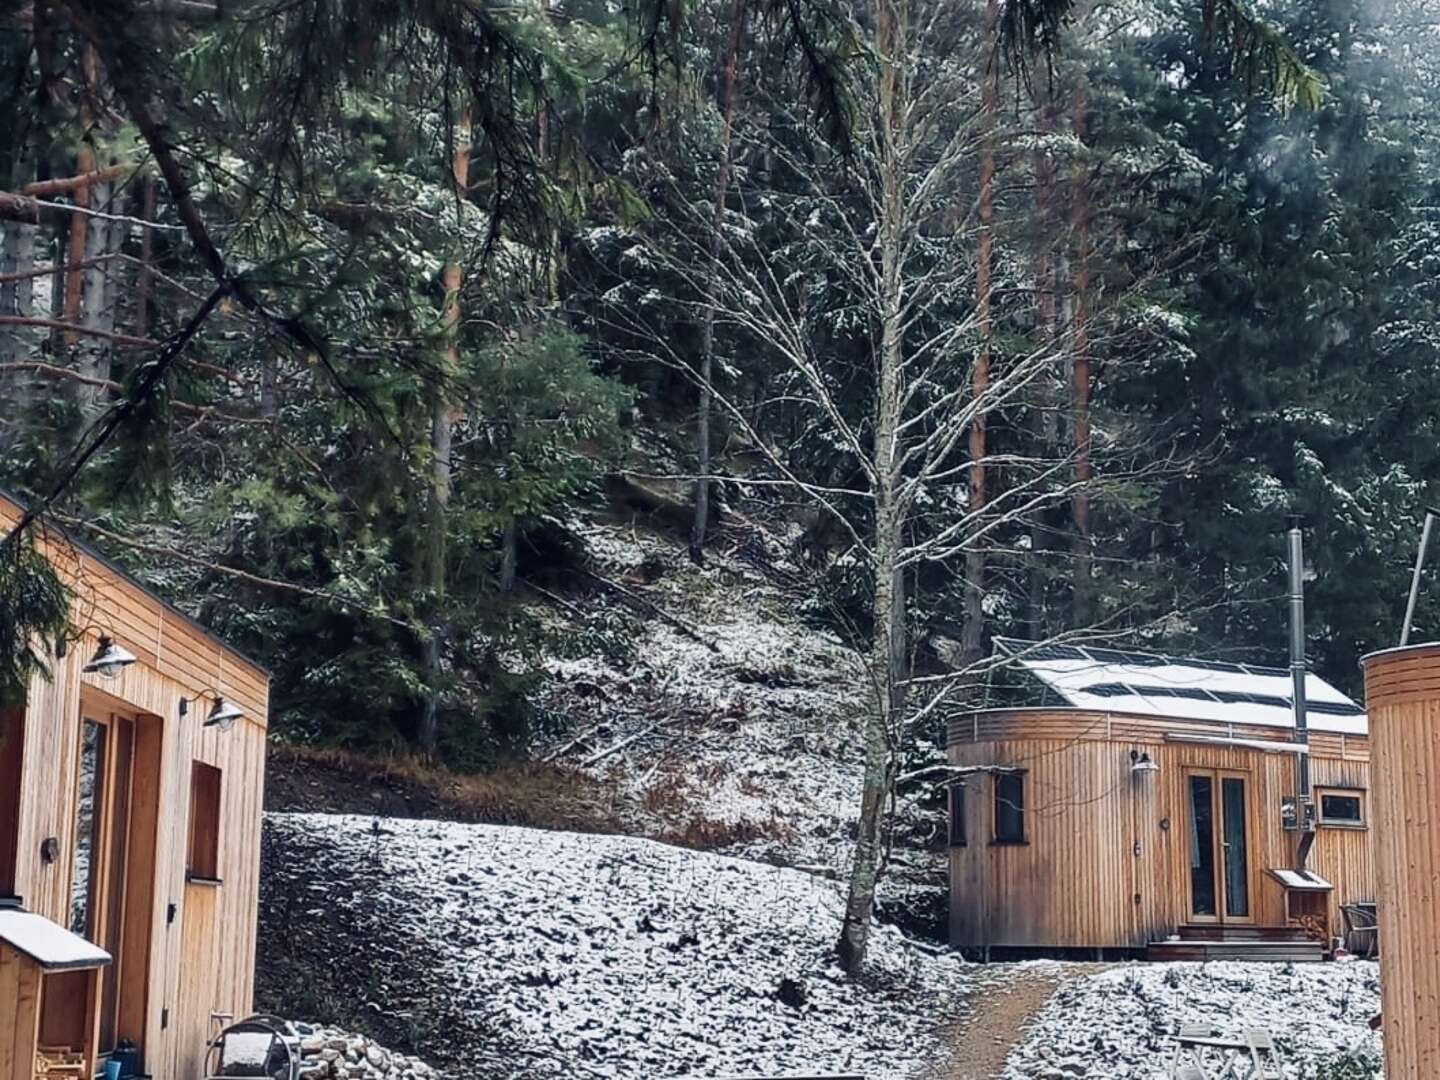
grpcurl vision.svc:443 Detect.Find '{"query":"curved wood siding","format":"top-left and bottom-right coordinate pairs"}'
top-left (948, 710), bottom-right (1374, 950)
top-left (1362, 644), bottom-right (1440, 1080)
top-left (2, 493), bottom-right (268, 1080)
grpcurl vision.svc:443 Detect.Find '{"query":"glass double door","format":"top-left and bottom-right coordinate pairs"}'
top-left (71, 713), bottom-right (138, 1056)
top-left (1186, 769), bottom-right (1252, 923)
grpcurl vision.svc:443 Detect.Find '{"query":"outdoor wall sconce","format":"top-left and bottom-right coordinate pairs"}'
top-left (79, 633), bottom-right (138, 679)
top-left (180, 688), bottom-right (244, 731)
top-left (1129, 749), bottom-right (1159, 775)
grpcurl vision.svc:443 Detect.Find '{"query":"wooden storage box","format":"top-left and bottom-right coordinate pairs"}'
top-left (0, 906), bottom-right (111, 1080)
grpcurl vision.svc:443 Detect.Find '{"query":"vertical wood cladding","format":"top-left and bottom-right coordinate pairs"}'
top-left (2, 492), bottom-right (267, 1080)
top-left (1363, 644), bottom-right (1440, 1080)
top-left (947, 709), bottom-right (1374, 950)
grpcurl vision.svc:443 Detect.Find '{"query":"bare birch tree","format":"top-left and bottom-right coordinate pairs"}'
top-left (606, 0), bottom-right (1116, 973)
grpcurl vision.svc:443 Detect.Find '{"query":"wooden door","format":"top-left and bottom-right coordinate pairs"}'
top-left (1185, 769), bottom-right (1254, 924)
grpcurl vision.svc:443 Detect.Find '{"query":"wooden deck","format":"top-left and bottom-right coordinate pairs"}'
top-left (1146, 924), bottom-right (1326, 963)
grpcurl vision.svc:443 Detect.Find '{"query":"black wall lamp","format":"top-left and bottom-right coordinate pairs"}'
top-left (60, 626), bottom-right (138, 679)
top-left (1130, 749), bottom-right (1159, 775)
top-left (179, 688), bottom-right (244, 731)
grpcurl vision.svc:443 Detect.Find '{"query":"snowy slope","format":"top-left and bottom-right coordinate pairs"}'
top-left (535, 516), bottom-right (950, 936)
top-left (538, 516), bottom-right (873, 876)
top-left (259, 812), bottom-right (988, 1080)
top-left (1003, 961), bottom-right (1383, 1078)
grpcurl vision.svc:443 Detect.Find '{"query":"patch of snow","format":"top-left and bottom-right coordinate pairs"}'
top-left (263, 813), bottom-right (990, 1080)
top-left (1003, 961), bottom-right (1382, 1079)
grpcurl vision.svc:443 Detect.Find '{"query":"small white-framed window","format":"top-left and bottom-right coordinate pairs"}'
top-left (1316, 787), bottom-right (1366, 829)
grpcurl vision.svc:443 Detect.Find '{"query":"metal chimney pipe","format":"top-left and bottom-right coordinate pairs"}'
top-left (1287, 516), bottom-right (1310, 794)
top-left (1401, 509), bottom-right (1439, 646)
top-left (1287, 516), bottom-right (1313, 870)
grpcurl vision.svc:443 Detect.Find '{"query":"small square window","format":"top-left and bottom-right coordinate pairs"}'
top-left (948, 784), bottom-right (966, 848)
top-left (187, 761), bottom-right (222, 882)
top-left (1317, 789), bottom-right (1366, 829)
top-left (993, 771), bottom-right (1026, 844)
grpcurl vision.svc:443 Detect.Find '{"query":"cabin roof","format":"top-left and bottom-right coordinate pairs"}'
top-left (0, 487), bottom-right (269, 678)
top-left (993, 637), bottom-right (1367, 736)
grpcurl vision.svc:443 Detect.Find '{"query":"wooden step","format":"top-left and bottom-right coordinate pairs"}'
top-left (1176, 923), bottom-right (1317, 943)
top-left (1147, 938), bottom-right (1326, 963)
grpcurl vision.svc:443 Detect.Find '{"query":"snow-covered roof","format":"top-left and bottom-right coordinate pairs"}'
top-left (994, 637), bottom-right (1367, 736)
top-left (0, 907), bottom-right (112, 970)
top-left (1268, 868), bottom-right (1334, 891)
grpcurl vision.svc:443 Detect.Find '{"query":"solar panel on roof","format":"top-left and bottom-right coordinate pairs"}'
top-left (1307, 700), bottom-right (1366, 717)
top-left (1183, 658), bottom-right (1250, 673)
top-left (1211, 690), bottom-right (1290, 709)
top-left (1084, 646), bottom-right (1164, 666)
top-left (1239, 662), bottom-right (1292, 677)
top-left (998, 636), bottom-right (1367, 735)
top-left (1154, 686), bottom-right (1219, 702)
top-left (1081, 682), bottom-right (1133, 698)
top-left (1017, 642), bottom-right (1088, 662)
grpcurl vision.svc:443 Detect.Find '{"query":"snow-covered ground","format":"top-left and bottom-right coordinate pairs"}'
top-left (1003, 961), bottom-right (1383, 1079)
top-left (260, 812), bottom-right (989, 1080)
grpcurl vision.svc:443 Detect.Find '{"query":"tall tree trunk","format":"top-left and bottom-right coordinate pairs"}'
top-left (1070, 74), bottom-right (1094, 627)
top-left (839, 0), bottom-right (905, 976)
top-left (690, 0), bottom-right (748, 565)
top-left (64, 44), bottom-right (99, 359)
top-left (63, 169), bottom-right (92, 348)
top-left (960, 0), bottom-right (999, 669)
top-left (75, 178), bottom-right (115, 411)
top-left (1027, 90), bottom-right (1060, 640)
top-left (134, 175), bottom-right (155, 339)
top-left (0, 221), bottom-right (39, 451)
top-left (418, 105), bottom-right (471, 757)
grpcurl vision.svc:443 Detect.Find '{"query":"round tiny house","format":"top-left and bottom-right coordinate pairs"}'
top-left (1361, 642), bottom-right (1440, 1080)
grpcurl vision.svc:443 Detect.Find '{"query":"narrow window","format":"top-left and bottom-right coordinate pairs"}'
top-left (187, 761), bottom-right (222, 882)
top-left (948, 783), bottom-right (966, 848)
top-left (0, 707), bottom-right (24, 898)
top-left (1317, 789), bottom-right (1366, 829)
top-left (993, 771), bottom-right (1026, 844)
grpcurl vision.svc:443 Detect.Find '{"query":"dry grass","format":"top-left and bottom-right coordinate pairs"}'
top-left (268, 744), bottom-right (795, 854)
top-left (267, 744), bottom-right (626, 835)
top-left (635, 759), bottom-right (795, 851)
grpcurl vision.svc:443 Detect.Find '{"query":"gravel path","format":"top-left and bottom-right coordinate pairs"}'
top-left (923, 964), bottom-right (1092, 1080)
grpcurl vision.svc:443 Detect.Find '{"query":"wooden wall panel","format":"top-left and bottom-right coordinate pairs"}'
top-left (0, 945), bottom-right (43, 1080)
top-left (948, 711), bottom-right (1376, 950)
top-left (1363, 646), bottom-right (1440, 1080)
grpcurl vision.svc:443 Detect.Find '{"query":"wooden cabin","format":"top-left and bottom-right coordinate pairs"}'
top-left (0, 491), bottom-right (269, 1080)
top-left (948, 639), bottom-right (1375, 961)
top-left (1361, 642), bottom-right (1440, 1079)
